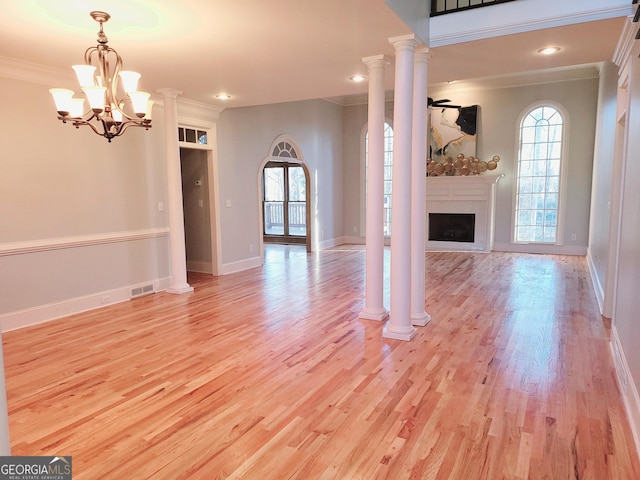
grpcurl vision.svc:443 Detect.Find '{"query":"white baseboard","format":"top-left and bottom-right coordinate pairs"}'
top-left (610, 326), bottom-right (640, 459)
top-left (317, 236), bottom-right (347, 250)
top-left (342, 235), bottom-right (365, 245)
top-left (493, 242), bottom-right (587, 256)
top-left (220, 255), bottom-right (262, 275)
top-left (586, 248), bottom-right (605, 315)
top-left (0, 277), bottom-right (171, 332)
top-left (186, 260), bottom-right (213, 274)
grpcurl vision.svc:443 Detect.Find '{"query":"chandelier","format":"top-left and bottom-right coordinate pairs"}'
top-left (49, 11), bottom-right (152, 142)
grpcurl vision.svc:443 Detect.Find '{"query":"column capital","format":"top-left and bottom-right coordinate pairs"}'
top-left (362, 54), bottom-right (392, 68)
top-left (415, 46), bottom-right (431, 63)
top-left (388, 33), bottom-right (422, 49)
top-left (156, 88), bottom-right (183, 99)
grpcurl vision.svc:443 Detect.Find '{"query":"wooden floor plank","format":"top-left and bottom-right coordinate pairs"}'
top-left (3, 246), bottom-right (639, 479)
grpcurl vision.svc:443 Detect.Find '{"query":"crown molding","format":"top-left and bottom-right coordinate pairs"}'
top-left (177, 97), bottom-right (224, 126)
top-left (0, 55), bottom-right (73, 87)
top-left (428, 64), bottom-right (601, 97)
top-left (613, 16), bottom-right (636, 68)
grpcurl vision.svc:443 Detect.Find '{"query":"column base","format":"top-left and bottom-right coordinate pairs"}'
top-left (382, 323), bottom-right (417, 341)
top-left (411, 311), bottom-right (431, 327)
top-left (166, 283), bottom-right (194, 295)
top-left (360, 307), bottom-right (389, 321)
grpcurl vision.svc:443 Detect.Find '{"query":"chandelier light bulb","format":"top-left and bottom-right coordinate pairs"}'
top-left (145, 99), bottom-right (155, 120)
top-left (111, 104), bottom-right (123, 123)
top-left (72, 65), bottom-right (97, 87)
top-left (49, 88), bottom-right (75, 115)
top-left (82, 86), bottom-right (107, 112)
top-left (69, 98), bottom-right (85, 118)
top-left (128, 91), bottom-right (151, 117)
top-left (119, 71), bottom-right (141, 94)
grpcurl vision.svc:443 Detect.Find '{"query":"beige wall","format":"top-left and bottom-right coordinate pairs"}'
top-left (0, 75), bottom-right (170, 323)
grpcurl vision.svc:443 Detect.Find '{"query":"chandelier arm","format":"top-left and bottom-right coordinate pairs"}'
top-left (116, 109), bottom-right (144, 122)
top-left (71, 118), bottom-right (106, 137)
top-left (111, 47), bottom-right (123, 104)
top-left (114, 120), bottom-right (152, 137)
top-left (99, 44), bottom-right (140, 122)
top-left (83, 46), bottom-right (98, 68)
top-left (62, 110), bottom-right (97, 124)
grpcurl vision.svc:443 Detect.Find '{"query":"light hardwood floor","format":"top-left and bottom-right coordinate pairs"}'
top-left (3, 246), bottom-right (639, 479)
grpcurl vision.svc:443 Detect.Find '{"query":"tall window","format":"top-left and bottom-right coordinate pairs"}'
top-left (365, 122), bottom-right (394, 236)
top-left (263, 140), bottom-right (307, 244)
top-left (514, 105), bottom-right (564, 243)
top-left (263, 162), bottom-right (307, 241)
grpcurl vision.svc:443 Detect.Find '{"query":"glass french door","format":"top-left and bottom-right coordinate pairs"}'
top-left (263, 162), bottom-right (307, 243)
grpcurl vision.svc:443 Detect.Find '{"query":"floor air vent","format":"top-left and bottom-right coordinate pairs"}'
top-left (130, 284), bottom-right (154, 298)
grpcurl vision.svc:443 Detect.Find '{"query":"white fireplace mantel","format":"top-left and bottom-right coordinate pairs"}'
top-left (426, 174), bottom-right (503, 252)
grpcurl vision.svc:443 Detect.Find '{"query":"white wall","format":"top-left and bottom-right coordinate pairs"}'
top-left (0, 74), bottom-right (171, 329)
top-left (587, 62), bottom-right (618, 311)
top-left (342, 102), bottom-right (368, 241)
top-left (613, 35), bottom-right (640, 423)
top-left (216, 99), bottom-right (344, 265)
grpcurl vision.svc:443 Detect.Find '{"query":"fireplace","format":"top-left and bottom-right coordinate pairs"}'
top-left (426, 175), bottom-right (502, 252)
top-left (429, 213), bottom-right (475, 243)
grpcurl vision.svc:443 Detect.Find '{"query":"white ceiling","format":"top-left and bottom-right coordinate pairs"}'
top-left (0, 0), bottom-right (630, 109)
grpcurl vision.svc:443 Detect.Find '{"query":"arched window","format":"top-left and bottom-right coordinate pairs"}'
top-left (514, 105), bottom-right (565, 244)
top-left (365, 122), bottom-right (394, 236)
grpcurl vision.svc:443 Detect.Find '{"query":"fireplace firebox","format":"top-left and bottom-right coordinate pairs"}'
top-left (428, 213), bottom-right (475, 243)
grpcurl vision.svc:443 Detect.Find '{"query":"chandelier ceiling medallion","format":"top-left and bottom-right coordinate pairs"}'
top-left (49, 11), bottom-right (152, 142)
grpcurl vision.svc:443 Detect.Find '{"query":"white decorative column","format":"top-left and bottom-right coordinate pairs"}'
top-left (158, 88), bottom-right (193, 294)
top-left (0, 336), bottom-right (10, 455)
top-left (360, 54), bottom-right (390, 322)
top-left (411, 47), bottom-right (431, 327)
top-left (384, 34), bottom-right (420, 341)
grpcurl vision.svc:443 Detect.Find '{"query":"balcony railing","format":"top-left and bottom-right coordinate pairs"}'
top-left (264, 201), bottom-right (307, 236)
top-left (431, 0), bottom-right (517, 17)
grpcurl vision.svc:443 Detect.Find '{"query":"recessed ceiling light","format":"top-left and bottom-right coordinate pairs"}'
top-left (537, 47), bottom-right (561, 56)
top-left (349, 74), bottom-right (368, 82)
top-left (215, 93), bottom-right (231, 100)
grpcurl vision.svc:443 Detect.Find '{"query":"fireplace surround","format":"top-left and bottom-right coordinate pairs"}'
top-left (426, 174), bottom-right (503, 252)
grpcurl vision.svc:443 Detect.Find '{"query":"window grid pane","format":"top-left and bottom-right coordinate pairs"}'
top-left (365, 122), bottom-right (394, 236)
top-left (514, 106), bottom-right (563, 244)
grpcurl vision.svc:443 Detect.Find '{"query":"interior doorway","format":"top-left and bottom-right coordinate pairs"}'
top-left (180, 147), bottom-right (218, 274)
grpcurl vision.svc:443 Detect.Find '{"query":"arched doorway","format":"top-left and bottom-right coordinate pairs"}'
top-left (259, 137), bottom-right (311, 252)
